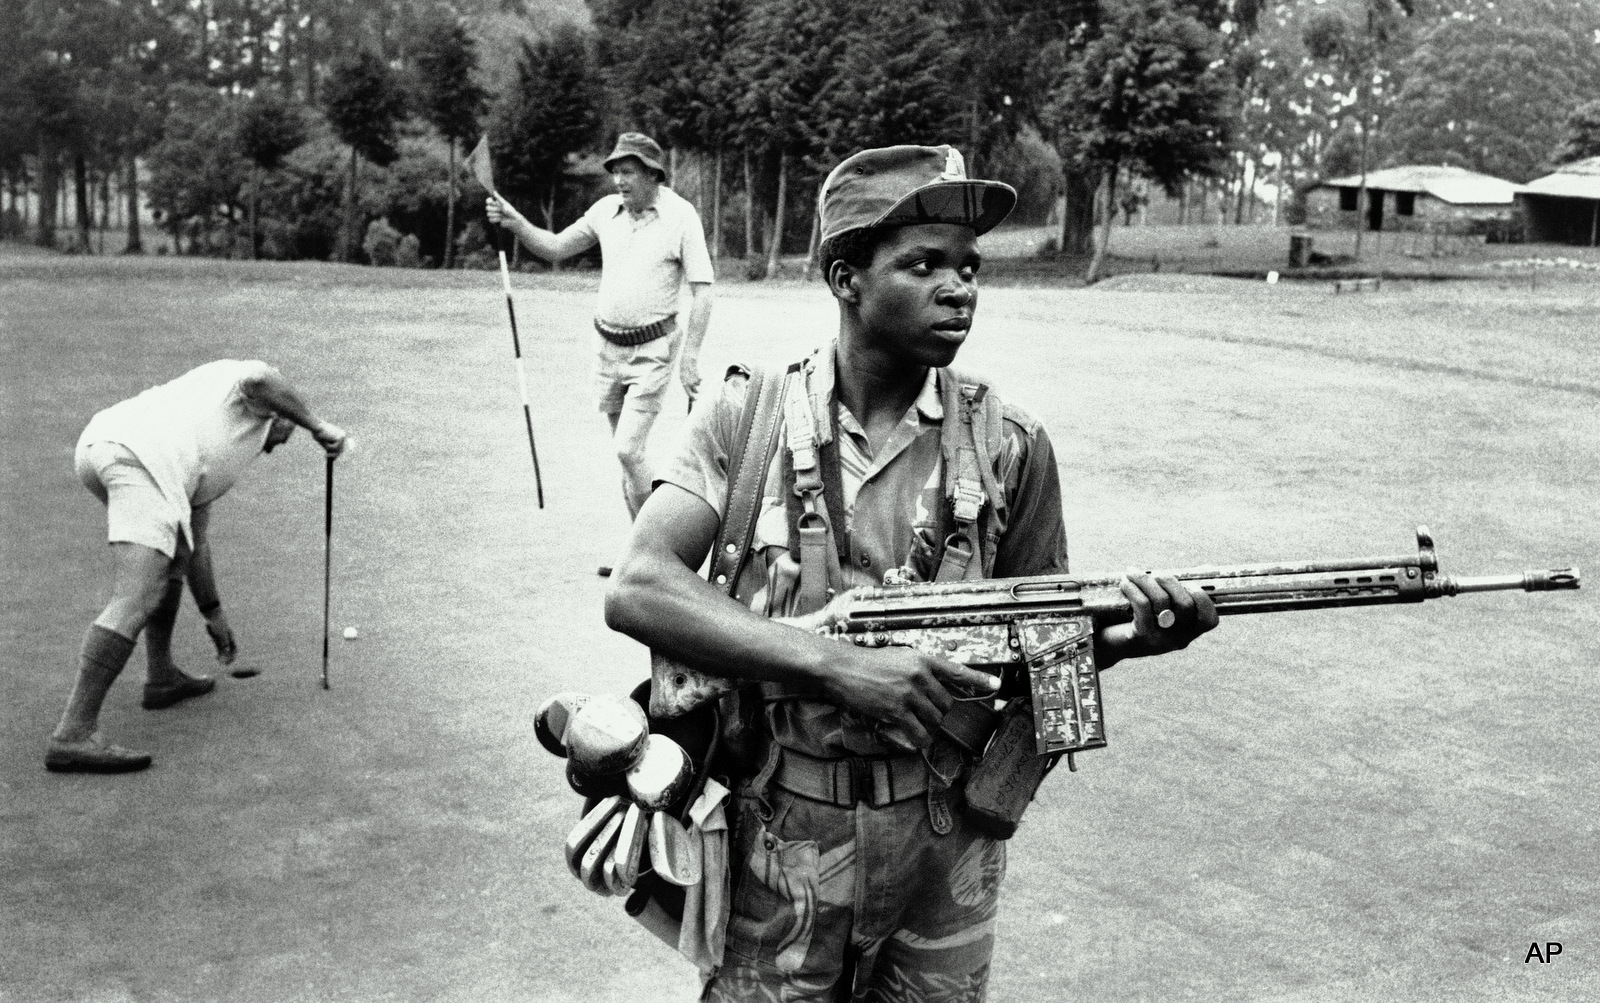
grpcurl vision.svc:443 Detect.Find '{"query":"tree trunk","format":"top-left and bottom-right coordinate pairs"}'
top-left (74, 154), bottom-right (93, 252)
top-left (1058, 170), bottom-right (1094, 256)
top-left (250, 163), bottom-right (260, 259)
top-left (124, 154), bottom-right (143, 253)
top-left (304, 9), bottom-right (317, 104)
top-left (1234, 156), bottom-right (1248, 225)
top-left (803, 207), bottom-right (821, 282)
top-left (444, 138), bottom-right (456, 268)
top-left (282, 0), bottom-right (297, 93)
top-left (765, 150), bottom-right (788, 280)
top-left (542, 182), bottom-right (558, 273)
top-left (711, 146), bottom-right (723, 261)
top-left (1085, 168), bottom-right (1117, 284)
top-left (343, 146), bottom-right (358, 262)
top-left (1355, 106), bottom-right (1370, 258)
top-left (98, 168), bottom-right (109, 254)
top-left (743, 149), bottom-right (757, 259)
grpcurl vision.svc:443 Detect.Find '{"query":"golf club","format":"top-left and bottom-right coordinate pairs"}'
top-left (321, 452), bottom-right (334, 690)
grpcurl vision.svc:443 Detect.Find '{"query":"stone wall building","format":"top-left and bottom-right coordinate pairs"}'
top-left (1304, 165), bottom-right (1522, 240)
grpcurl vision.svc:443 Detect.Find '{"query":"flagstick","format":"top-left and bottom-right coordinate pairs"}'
top-left (496, 223), bottom-right (546, 508)
top-left (465, 137), bottom-right (546, 508)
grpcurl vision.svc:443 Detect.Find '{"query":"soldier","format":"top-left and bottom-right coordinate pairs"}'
top-left (605, 145), bottom-right (1218, 999)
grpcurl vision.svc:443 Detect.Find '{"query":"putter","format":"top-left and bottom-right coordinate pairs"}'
top-left (321, 452), bottom-right (334, 690)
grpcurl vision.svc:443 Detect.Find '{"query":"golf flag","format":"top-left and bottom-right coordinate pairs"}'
top-left (464, 135), bottom-right (496, 194)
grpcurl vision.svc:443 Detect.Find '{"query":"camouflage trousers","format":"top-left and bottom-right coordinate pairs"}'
top-left (704, 784), bottom-right (1006, 1003)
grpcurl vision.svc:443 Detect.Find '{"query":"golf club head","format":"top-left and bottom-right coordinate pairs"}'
top-left (648, 810), bottom-right (702, 887)
top-left (625, 734), bottom-right (694, 812)
top-left (564, 795), bottom-right (626, 879)
top-left (611, 803), bottom-right (649, 891)
top-left (579, 812), bottom-right (625, 896)
top-left (535, 691), bottom-right (591, 758)
top-left (566, 758), bottom-right (629, 800)
top-left (565, 694), bottom-right (649, 777)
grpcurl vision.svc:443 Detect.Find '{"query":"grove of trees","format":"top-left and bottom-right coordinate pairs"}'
top-left (3, 0), bottom-right (1598, 273)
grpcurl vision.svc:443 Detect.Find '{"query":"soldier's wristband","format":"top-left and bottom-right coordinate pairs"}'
top-left (198, 600), bottom-right (222, 618)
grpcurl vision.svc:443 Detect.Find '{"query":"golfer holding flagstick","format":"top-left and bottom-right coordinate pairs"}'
top-left (47, 360), bottom-right (347, 773)
top-left (476, 132), bottom-right (714, 573)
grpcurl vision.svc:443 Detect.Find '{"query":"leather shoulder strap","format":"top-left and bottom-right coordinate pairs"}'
top-left (707, 364), bottom-right (787, 599)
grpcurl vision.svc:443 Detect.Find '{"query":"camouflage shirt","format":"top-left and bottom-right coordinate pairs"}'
top-left (660, 343), bottom-right (1070, 757)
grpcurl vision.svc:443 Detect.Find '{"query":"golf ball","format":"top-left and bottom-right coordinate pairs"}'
top-left (343, 627), bottom-right (359, 640)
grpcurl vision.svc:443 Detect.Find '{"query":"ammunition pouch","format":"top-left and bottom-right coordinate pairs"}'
top-left (961, 696), bottom-right (1056, 840)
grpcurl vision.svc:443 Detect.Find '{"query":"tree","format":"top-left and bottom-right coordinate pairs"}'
top-left (489, 23), bottom-right (600, 242)
top-left (822, 4), bottom-right (965, 158)
top-left (1047, 0), bottom-right (1235, 282)
top-left (1554, 99), bottom-right (1600, 167)
top-left (1386, 0), bottom-right (1600, 182)
top-left (238, 92), bottom-right (308, 259)
top-left (732, 0), bottom-right (849, 278)
top-left (145, 85), bottom-right (249, 253)
top-left (411, 5), bottom-right (487, 267)
top-left (1301, 0), bottom-right (1416, 255)
top-left (324, 50), bottom-right (407, 262)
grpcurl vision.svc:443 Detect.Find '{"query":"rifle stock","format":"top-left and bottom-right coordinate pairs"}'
top-left (648, 527), bottom-right (1579, 757)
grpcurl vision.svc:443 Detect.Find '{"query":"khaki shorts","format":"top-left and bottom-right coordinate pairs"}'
top-left (595, 324), bottom-right (676, 415)
top-left (75, 440), bottom-right (185, 560)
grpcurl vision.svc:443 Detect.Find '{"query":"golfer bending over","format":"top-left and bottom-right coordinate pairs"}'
top-left (47, 360), bottom-right (347, 773)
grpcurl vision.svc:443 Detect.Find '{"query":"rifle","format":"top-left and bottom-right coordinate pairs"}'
top-left (651, 527), bottom-right (1578, 760)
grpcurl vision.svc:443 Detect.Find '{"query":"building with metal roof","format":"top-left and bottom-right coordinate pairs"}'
top-left (1304, 165), bottom-right (1522, 239)
top-left (1520, 157), bottom-right (1600, 246)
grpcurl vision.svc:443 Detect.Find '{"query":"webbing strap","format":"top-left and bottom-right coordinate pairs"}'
top-left (784, 366), bottom-right (838, 614)
top-left (935, 374), bottom-right (990, 582)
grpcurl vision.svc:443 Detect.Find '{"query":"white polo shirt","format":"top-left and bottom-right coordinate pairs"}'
top-left (78, 360), bottom-right (278, 547)
top-left (575, 186), bottom-right (714, 329)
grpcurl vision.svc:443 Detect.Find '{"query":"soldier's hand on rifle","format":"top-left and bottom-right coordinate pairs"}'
top-left (1096, 568), bottom-right (1219, 668)
top-left (819, 646), bottom-right (1001, 750)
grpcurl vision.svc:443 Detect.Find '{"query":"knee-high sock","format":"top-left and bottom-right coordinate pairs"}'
top-left (54, 624), bottom-right (137, 741)
top-left (143, 577), bottom-right (183, 683)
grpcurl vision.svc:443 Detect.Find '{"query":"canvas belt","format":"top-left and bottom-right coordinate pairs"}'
top-left (595, 315), bottom-right (675, 346)
top-left (774, 746), bottom-right (929, 809)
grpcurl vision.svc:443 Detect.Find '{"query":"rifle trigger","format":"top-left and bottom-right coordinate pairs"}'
top-left (1066, 752), bottom-right (1077, 773)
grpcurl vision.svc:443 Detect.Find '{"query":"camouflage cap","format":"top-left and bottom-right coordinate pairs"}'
top-left (602, 132), bottom-right (668, 181)
top-left (818, 145), bottom-right (1017, 245)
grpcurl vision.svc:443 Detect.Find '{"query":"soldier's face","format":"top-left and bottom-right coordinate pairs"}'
top-left (851, 224), bottom-right (980, 370)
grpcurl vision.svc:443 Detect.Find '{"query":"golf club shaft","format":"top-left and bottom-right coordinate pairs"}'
top-left (497, 243), bottom-right (546, 509)
top-left (322, 453), bottom-right (333, 690)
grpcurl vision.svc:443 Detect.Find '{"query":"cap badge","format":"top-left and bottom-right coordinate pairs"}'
top-left (941, 147), bottom-right (966, 181)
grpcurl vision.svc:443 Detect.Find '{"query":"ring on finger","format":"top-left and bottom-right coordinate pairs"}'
top-left (1156, 609), bottom-right (1177, 629)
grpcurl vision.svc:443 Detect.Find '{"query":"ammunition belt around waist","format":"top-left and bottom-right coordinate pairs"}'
top-left (595, 315), bottom-right (675, 346)
top-left (773, 746), bottom-right (930, 809)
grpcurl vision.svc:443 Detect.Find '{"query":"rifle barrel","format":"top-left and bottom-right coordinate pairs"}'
top-left (1436, 569), bottom-right (1580, 594)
